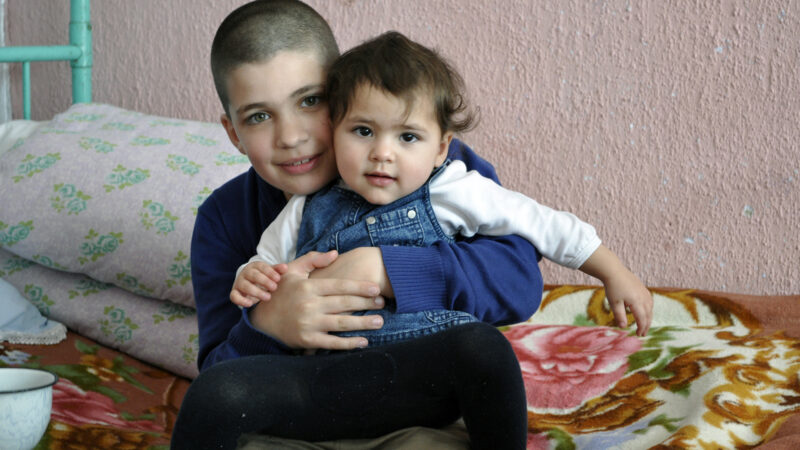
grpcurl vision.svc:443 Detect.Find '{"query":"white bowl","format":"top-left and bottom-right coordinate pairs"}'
top-left (0, 368), bottom-right (58, 450)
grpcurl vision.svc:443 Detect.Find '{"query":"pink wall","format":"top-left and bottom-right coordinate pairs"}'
top-left (7, 1), bottom-right (799, 295)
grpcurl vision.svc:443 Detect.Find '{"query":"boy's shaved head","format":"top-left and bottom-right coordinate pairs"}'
top-left (211, 0), bottom-right (339, 115)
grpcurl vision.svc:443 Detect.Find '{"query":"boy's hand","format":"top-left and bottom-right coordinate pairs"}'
top-left (230, 261), bottom-right (287, 308)
top-left (604, 269), bottom-right (653, 337)
top-left (248, 250), bottom-right (386, 350)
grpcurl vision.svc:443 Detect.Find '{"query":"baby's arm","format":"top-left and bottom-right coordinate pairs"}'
top-left (230, 262), bottom-right (288, 307)
top-left (578, 245), bottom-right (653, 336)
top-left (229, 194), bottom-right (307, 308)
top-left (431, 162), bottom-right (652, 334)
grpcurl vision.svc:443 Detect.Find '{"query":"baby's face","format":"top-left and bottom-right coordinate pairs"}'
top-left (333, 84), bottom-right (452, 205)
top-left (220, 50), bottom-right (337, 197)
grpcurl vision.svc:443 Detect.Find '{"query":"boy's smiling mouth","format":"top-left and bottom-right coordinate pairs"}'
top-left (278, 154), bottom-right (322, 174)
top-left (288, 157), bottom-right (312, 166)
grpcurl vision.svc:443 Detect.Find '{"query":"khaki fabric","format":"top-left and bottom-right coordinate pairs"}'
top-left (237, 422), bottom-right (469, 449)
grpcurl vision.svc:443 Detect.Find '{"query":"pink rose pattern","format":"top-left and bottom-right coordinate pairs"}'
top-left (505, 325), bottom-right (641, 410)
top-left (51, 378), bottom-right (162, 432)
top-left (527, 431), bottom-right (551, 449)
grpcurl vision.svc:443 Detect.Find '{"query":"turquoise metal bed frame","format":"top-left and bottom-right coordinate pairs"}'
top-left (0, 0), bottom-right (91, 119)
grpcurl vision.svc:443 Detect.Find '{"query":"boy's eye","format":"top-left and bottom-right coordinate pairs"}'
top-left (246, 112), bottom-right (270, 124)
top-left (400, 133), bottom-right (419, 143)
top-left (353, 126), bottom-right (373, 137)
top-left (301, 95), bottom-right (323, 107)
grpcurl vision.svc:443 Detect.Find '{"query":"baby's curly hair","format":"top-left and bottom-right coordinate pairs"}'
top-left (327, 31), bottom-right (477, 134)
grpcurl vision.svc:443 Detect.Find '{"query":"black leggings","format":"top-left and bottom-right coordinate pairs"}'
top-left (171, 322), bottom-right (526, 449)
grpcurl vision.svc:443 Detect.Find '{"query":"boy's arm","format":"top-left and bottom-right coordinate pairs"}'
top-left (382, 139), bottom-right (544, 325)
top-left (315, 236), bottom-right (542, 326)
top-left (192, 194), bottom-right (293, 370)
top-left (382, 235), bottom-right (542, 325)
top-left (578, 245), bottom-right (653, 336)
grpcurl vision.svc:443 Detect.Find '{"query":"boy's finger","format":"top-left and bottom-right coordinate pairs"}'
top-left (311, 334), bottom-right (369, 351)
top-left (315, 278), bottom-right (381, 299)
top-left (321, 295), bottom-right (385, 314)
top-left (321, 312), bottom-right (384, 333)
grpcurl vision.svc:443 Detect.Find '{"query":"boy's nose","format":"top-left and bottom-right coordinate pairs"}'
top-left (275, 116), bottom-right (308, 149)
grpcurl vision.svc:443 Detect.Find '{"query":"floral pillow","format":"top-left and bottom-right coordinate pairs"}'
top-left (0, 103), bottom-right (250, 307)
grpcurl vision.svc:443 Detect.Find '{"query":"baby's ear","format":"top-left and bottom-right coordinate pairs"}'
top-left (435, 131), bottom-right (454, 166)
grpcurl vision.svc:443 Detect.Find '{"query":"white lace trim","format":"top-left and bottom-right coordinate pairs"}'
top-left (0, 321), bottom-right (67, 345)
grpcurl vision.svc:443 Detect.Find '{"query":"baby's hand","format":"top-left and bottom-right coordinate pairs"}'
top-left (604, 270), bottom-right (653, 337)
top-left (230, 262), bottom-right (288, 308)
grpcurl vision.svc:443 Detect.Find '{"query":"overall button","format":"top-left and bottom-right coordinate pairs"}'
top-left (407, 210), bottom-right (417, 219)
top-left (366, 216), bottom-right (377, 225)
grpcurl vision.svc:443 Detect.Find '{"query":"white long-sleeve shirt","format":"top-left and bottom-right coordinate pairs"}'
top-left (244, 160), bottom-right (601, 273)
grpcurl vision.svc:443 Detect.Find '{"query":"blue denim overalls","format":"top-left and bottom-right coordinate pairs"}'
top-left (296, 162), bottom-right (478, 347)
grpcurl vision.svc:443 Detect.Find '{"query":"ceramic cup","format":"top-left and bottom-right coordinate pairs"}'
top-left (0, 368), bottom-right (58, 450)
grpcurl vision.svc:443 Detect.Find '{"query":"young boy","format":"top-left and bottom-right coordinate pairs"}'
top-left (174, 1), bottom-right (547, 448)
top-left (231, 31), bottom-right (653, 342)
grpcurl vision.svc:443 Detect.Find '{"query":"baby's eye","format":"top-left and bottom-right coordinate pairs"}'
top-left (353, 126), bottom-right (373, 137)
top-left (400, 133), bottom-right (419, 143)
top-left (246, 112), bottom-right (270, 124)
top-left (301, 95), bottom-right (323, 107)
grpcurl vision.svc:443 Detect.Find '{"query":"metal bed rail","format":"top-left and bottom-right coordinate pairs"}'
top-left (0, 0), bottom-right (92, 119)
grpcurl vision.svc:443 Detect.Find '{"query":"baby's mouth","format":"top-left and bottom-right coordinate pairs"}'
top-left (365, 172), bottom-right (396, 186)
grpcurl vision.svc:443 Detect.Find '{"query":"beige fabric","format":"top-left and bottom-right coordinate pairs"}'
top-left (237, 422), bottom-right (469, 450)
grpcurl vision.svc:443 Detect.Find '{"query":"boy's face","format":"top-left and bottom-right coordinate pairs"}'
top-left (221, 51), bottom-right (337, 197)
top-left (333, 84), bottom-right (452, 205)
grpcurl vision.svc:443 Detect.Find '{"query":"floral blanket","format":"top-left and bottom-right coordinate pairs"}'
top-left (2, 286), bottom-right (799, 449)
top-left (509, 286), bottom-right (800, 449)
top-left (1, 332), bottom-right (188, 448)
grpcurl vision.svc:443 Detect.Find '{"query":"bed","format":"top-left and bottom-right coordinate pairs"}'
top-left (1, 1), bottom-right (799, 448)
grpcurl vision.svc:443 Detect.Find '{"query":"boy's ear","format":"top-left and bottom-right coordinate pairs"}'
top-left (221, 113), bottom-right (245, 155)
top-left (435, 131), bottom-right (454, 166)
